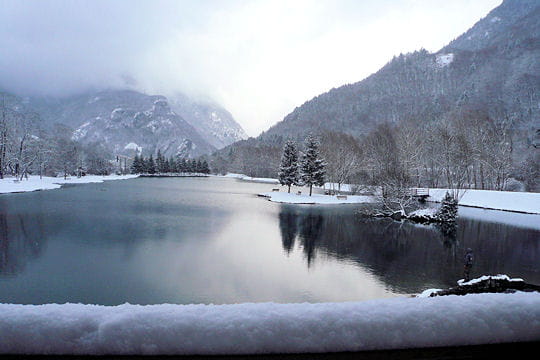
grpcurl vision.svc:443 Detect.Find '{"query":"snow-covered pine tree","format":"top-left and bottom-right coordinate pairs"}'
top-left (156, 150), bottom-right (166, 173)
top-left (146, 155), bottom-right (156, 174)
top-left (201, 160), bottom-right (210, 174)
top-left (278, 140), bottom-right (299, 193)
top-left (300, 134), bottom-right (326, 196)
top-left (130, 154), bottom-right (143, 174)
top-left (436, 191), bottom-right (458, 223)
top-left (168, 157), bottom-right (177, 173)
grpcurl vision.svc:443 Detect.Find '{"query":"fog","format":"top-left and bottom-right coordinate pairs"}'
top-left (0, 0), bottom-right (501, 136)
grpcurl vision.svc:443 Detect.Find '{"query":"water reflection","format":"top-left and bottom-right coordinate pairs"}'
top-left (0, 212), bottom-right (46, 276)
top-left (277, 205), bottom-right (540, 293)
top-left (278, 211), bottom-right (297, 255)
top-left (0, 177), bottom-right (538, 305)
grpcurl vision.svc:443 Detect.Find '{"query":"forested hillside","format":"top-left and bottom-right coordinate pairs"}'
top-left (210, 0), bottom-right (539, 191)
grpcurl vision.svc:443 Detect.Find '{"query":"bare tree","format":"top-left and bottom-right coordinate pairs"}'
top-left (320, 132), bottom-right (363, 194)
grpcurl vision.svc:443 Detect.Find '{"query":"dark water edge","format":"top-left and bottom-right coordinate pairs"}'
top-left (0, 341), bottom-right (538, 359)
top-left (0, 177), bottom-right (539, 305)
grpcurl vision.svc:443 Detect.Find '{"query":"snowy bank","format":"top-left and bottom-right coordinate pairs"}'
top-left (1, 293), bottom-right (539, 355)
top-left (458, 207), bottom-right (540, 230)
top-left (0, 175), bottom-right (139, 194)
top-left (428, 189), bottom-right (540, 214)
top-left (259, 191), bottom-right (374, 204)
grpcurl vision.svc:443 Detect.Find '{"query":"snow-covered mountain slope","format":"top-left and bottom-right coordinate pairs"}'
top-left (169, 93), bottom-right (247, 149)
top-left (28, 90), bottom-right (216, 158)
top-left (212, 0), bottom-right (539, 177)
top-left (445, 0), bottom-right (540, 52)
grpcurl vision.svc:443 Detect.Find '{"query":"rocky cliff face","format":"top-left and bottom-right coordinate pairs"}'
top-left (169, 93), bottom-right (247, 149)
top-left (27, 90), bottom-right (228, 158)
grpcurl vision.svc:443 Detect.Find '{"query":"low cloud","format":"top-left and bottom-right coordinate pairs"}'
top-left (0, 0), bottom-right (501, 136)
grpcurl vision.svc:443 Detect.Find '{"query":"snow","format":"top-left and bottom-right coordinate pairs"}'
top-left (124, 142), bottom-right (142, 153)
top-left (72, 122), bottom-right (90, 141)
top-left (409, 207), bottom-right (438, 217)
top-left (323, 182), bottom-right (354, 192)
top-left (0, 175), bottom-right (138, 194)
top-left (224, 173), bottom-right (280, 184)
top-left (416, 289), bottom-right (442, 298)
top-left (0, 292), bottom-right (538, 355)
top-left (457, 274), bottom-right (524, 286)
top-left (260, 191), bottom-right (374, 205)
top-left (436, 53), bottom-right (454, 67)
top-left (428, 188), bottom-right (540, 214)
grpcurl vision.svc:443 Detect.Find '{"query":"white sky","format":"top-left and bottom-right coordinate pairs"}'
top-left (0, 0), bottom-right (502, 136)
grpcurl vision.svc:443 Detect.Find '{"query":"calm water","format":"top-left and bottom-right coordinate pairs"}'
top-left (0, 177), bottom-right (539, 305)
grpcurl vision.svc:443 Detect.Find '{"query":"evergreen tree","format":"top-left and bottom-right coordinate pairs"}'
top-left (130, 154), bottom-right (138, 174)
top-left (130, 154), bottom-right (144, 174)
top-left (435, 191), bottom-right (458, 239)
top-left (300, 134), bottom-right (326, 196)
top-left (168, 156), bottom-right (177, 173)
top-left (190, 159), bottom-right (197, 173)
top-left (176, 156), bottom-right (185, 173)
top-left (436, 191), bottom-right (458, 223)
top-left (146, 155), bottom-right (156, 174)
top-left (156, 149), bottom-right (166, 173)
top-left (278, 140), bottom-right (299, 193)
top-left (201, 159), bottom-right (210, 174)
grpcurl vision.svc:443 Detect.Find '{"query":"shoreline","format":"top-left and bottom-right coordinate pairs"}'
top-left (0, 174), bottom-right (139, 195)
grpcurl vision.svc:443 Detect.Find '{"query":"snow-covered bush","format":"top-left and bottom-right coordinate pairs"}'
top-left (435, 192), bottom-right (458, 223)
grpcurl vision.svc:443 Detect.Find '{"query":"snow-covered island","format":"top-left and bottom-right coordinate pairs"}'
top-left (1, 285), bottom-right (538, 356)
top-left (255, 179), bottom-right (540, 215)
top-left (0, 174), bottom-right (139, 194)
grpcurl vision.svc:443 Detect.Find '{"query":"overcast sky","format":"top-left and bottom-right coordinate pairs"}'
top-left (0, 0), bottom-right (502, 136)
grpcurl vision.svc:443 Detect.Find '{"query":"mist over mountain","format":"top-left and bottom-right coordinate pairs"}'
top-left (169, 93), bottom-right (248, 149)
top-left (212, 0), bottom-right (539, 181)
top-left (21, 89), bottom-right (247, 158)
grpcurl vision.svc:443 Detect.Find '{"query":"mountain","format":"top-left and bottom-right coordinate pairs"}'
top-left (26, 90), bottom-right (247, 158)
top-left (214, 0), bottom-right (539, 178)
top-left (169, 93), bottom-right (247, 149)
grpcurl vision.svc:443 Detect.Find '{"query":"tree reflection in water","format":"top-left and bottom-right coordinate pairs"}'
top-left (0, 212), bottom-right (46, 276)
top-left (278, 210), bottom-right (297, 255)
top-left (277, 205), bottom-right (540, 294)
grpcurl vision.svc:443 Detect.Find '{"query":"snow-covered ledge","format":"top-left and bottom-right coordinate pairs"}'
top-left (258, 191), bottom-right (375, 204)
top-left (1, 292), bottom-right (539, 355)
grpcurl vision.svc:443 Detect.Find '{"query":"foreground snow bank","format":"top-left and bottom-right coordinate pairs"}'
top-left (1, 293), bottom-right (539, 355)
top-left (0, 175), bottom-right (139, 194)
top-left (428, 189), bottom-right (540, 214)
top-left (259, 191), bottom-right (374, 204)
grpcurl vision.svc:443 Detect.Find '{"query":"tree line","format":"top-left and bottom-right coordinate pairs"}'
top-left (130, 150), bottom-right (210, 174)
top-left (246, 106), bottom-right (538, 197)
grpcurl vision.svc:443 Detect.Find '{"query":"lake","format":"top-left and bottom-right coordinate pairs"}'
top-left (0, 177), bottom-right (539, 305)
